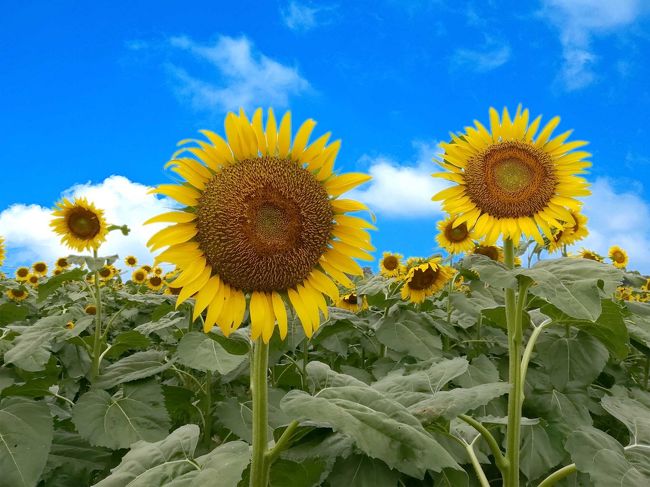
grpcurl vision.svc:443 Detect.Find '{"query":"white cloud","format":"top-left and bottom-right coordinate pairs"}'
top-left (451, 42), bottom-right (511, 72)
top-left (168, 35), bottom-right (310, 112)
top-left (0, 176), bottom-right (175, 270)
top-left (349, 141), bottom-right (450, 218)
top-left (541, 0), bottom-right (644, 90)
top-left (281, 1), bottom-right (324, 31)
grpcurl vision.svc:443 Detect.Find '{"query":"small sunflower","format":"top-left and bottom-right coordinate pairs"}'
top-left (55, 257), bottom-right (70, 270)
top-left (66, 321), bottom-right (75, 330)
top-left (400, 259), bottom-right (454, 304)
top-left (579, 248), bottom-right (603, 263)
top-left (131, 268), bottom-right (147, 284)
top-left (98, 265), bottom-right (115, 280)
top-left (51, 197), bottom-right (108, 251)
top-left (336, 292), bottom-right (368, 312)
top-left (152, 266), bottom-right (163, 276)
top-left (436, 216), bottom-right (475, 254)
top-left (433, 106), bottom-right (590, 245)
top-left (548, 211), bottom-right (588, 253)
top-left (32, 261), bottom-right (48, 276)
top-left (472, 244), bottom-right (504, 262)
top-left (85, 304), bottom-right (97, 315)
top-left (615, 286), bottom-right (633, 301)
top-left (15, 267), bottom-right (30, 281)
top-left (146, 108), bottom-right (374, 343)
top-left (124, 255), bottom-right (138, 267)
top-left (146, 275), bottom-right (164, 291)
top-left (379, 252), bottom-right (403, 277)
top-left (642, 279), bottom-right (650, 292)
top-left (27, 273), bottom-right (40, 287)
top-left (609, 246), bottom-right (628, 269)
top-left (0, 236), bottom-right (5, 267)
top-left (53, 268), bottom-right (63, 276)
top-left (6, 288), bottom-right (28, 302)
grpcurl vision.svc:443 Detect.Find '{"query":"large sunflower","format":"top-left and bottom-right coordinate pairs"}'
top-left (608, 245), bottom-right (628, 269)
top-left (379, 252), bottom-right (403, 277)
top-left (146, 108), bottom-right (374, 342)
top-left (548, 211), bottom-right (588, 253)
top-left (432, 106), bottom-right (591, 244)
top-left (436, 216), bottom-right (475, 254)
top-left (51, 197), bottom-right (108, 251)
top-left (400, 259), bottom-right (454, 304)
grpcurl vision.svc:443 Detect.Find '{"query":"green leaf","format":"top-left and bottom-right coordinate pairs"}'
top-left (281, 386), bottom-right (459, 478)
top-left (0, 397), bottom-right (53, 487)
top-left (519, 422), bottom-right (564, 481)
top-left (375, 308), bottom-right (442, 359)
top-left (454, 354), bottom-right (500, 387)
top-left (176, 332), bottom-right (247, 374)
top-left (462, 254), bottom-right (518, 289)
top-left (135, 312), bottom-right (187, 336)
top-left (72, 381), bottom-right (171, 449)
top-left (306, 361), bottom-right (367, 391)
top-left (38, 268), bottom-right (85, 301)
top-left (408, 383), bottom-right (510, 421)
top-left (537, 331), bottom-right (609, 390)
top-left (327, 455), bottom-right (401, 487)
top-left (0, 302), bottom-right (28, 325)
top-left (601, 390), bottom-right (650, 446)
top-left (104, 331), bottom-right (151, 359)
top-left (269, 458), bottom-right (327, 487)
top-left (566, 426), bottom-right (648, 486)
top-left (94, 350), bottom-right (171, 389)
top-left (42, 430), bottom-right (112, 483)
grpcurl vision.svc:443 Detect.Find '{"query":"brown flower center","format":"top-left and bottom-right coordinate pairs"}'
top-left (408, 265), bottom-right (439, 291)
top-left (17, 268), bottom-right (29, 278)
top-left (444, 222), bottom-right (470, 242)
top-left (464, 141), bottom-right (557, 218)
top-left (382, 255), bottom-right (399, 270)
top-left (612, 251), bottom-right (625, 263)
top-left (343, 293), bottom-right (358, 304)
top-left (196, 157), bottom-right (333, 292)
top-left (56, 258), bottom-right (68, 267)
top-left (12, 290), bottom-right (25, 298)
top-left (67, 208), bottom-right (101, 239)
top-left (149, 276), bottom-right (163, 287)
top-left (34, 263), bottom-right (46, 273)
top-left (134, 271), bottom-right (145, 281)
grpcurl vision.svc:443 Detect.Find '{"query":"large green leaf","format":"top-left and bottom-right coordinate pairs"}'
top-left (375, 308), bottom-right (442, 360)
top-left (327, 455), bottom-right (400, 487)
top-left (601, 389), bottom-right (650, 447)
top-left (72, 382), bottom-right (171, 449)
top-left (134, 312), bottom-right (187, 336)
top-left (519, 422), bottom-right (564, 481)
top-left (0, 397), bottom-right (53, 487)
top-left (38, 268), bottom-right (85, 301)
top-left (175, 332), bottom-right (247, 374)
top-left (0, 302), bottom-right (28, 325)
top-left (281, 385), bottom-right (459, 478)
top-left (462, 254), bottom-right (518, 289)
top-left (104, 331), bottom-right (151, 359)
top-left (408, 383), bottom-right (510, 421)
top-left (94, 350), bottom-right (171, 389)
top-left (269, 458), bottom-right (327, 487)
top-left (566, 426), bottom-right (648, 486)
top-left (306, 361), bottom-right (367, 391)
top-left (42, 430), bottom-right (112, 485)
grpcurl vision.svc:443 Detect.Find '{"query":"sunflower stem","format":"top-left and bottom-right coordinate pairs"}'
top-left (203, 370), bottom-right (213, 448)
top-left (90, 249), bottom-right (103, 381)
top-left (250, 338), bottom-right (270, 487)
top-left (538, 463), bottom-right (577, 487)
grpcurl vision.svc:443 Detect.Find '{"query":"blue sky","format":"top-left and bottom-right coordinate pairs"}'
top-left (2, 0), bottom-right (650, 272)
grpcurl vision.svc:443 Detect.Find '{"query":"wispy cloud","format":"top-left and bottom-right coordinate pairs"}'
top-left (540, 0), bottom-right (645, 91)
top-left (280, 1), bottom-right (333, 31)
top-left (349, 141), bottom-right (449, 218)
top-left (0, 176), bottom-right (175, 270)
top-left (167, 35), bottom-right (310, 112)
top-left (451, 39), bottom-right (511, 72)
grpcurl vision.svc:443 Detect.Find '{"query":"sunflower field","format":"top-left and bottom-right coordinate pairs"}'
top-left (1, 107), bottom-right (650, 487)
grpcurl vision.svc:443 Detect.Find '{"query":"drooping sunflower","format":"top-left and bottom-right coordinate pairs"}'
top-left (51, 197), bottom-right (108, 251)
top-left (66, 321), bottom-right (75, 330)
top-left (146, 275), bottom-right (164, 291)
top-left (436, 216), bottom-right (476, 254)
top-left (579, 248), bottom-right (603, 262)
top-left (32, 261), bottom-right (48, 276)
top-left (6, 288), bottom-right (28, 302)
top-left (146, 108), bottom-right (374, 342)
top-left (15, 266), bottom-right (30, 281)
top-left (548, 211), bottom-right (588, 253)
top-left (336, 291), bottom-right (368, 313)
top-left (379, 252), bottom-right (403, 277)
top-left (125, 255), bottom-right (138, 267)
top-left (472, 244), bottom-right (503, 262)
top-left (432, 106), bottom-right (591, 245)
top-left (400, 259), bottom-right (454, 304)
top-left (131, 268), bottom-right (147, 284)
top-left (609, 245), bottom-right (628, 269)
top-left (55, 257), bottom-right (70, 270)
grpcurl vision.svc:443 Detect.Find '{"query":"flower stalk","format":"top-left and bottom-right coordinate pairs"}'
top-left (250, 338), bottom-right (270, 486)
top-left (90, 248), bottom-right (103, 380)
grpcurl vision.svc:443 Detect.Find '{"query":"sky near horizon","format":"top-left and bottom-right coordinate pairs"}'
top-left (1, 0), bottom-right (650, 272)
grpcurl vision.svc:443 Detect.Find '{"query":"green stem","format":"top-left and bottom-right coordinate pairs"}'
top-left (520, 319), bottom-right (552, 384)
top-left (465, 437), bottom-right (491, 487)
top-left (250, 338), bottom-right (270, 487)
top-left (203, 370), bottom-right (213, 447)
top-left (266, 420), bottom-right (299, 464)
top-left (302, 339), bottom-right (309, 389)
top-left (458, 414), bottom-right (508, 473)
top-left (538, 463), bottom-right (577, 487)
top-left (90, 249), bottom-right (103, 380)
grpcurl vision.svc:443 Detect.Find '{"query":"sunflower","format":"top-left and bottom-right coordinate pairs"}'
top-left (432, 106), bottom-right (591, 245)
top-left (336, 292), bottom-right (368, 312)
top-left (400, 259), bottom-right (454, 304)
top-left (131, 268), bottom-right (147, 284)
top-left (615, 286), bottom-right (633, 301)
top-left (66, 321), bottom-right (75, 330)
top-left (0, 236), bottom-right (5, 267)
top-left (53, 268), bottom-right (63, 276)
top-left (379, 252), bottom-right (403, 277)
top-left (146, 275), bottom-right (164, 291)
top-left (609, 246), bottom-right (628, 269)
top-left (85, 304), bottom-right (97, 315)
top-left (152, 266), bottom-right (163, 276)
top-left (26, 273), bottom-right (40, 287)
top-left (32, 261), bottom-right (48, 276)
top-left (98, 265), bottom-right (115, 280)
top-left (55, 257), bottom-right (70, 270)
top-left (642, 279), bottom-right (650, 292)
top-left (124, 255), bottom-right (138, 267)
top-left (472, 244), bottom-right (503, 262)
top-left (6, 288), bottom-right (28, 302)
top-left (141, 265), bottom-right (152, 273)
top-left (579, 248), bottom-right (603, 262)
top-left (15, 267), bottom-right (30, 281)
top-left (50, 197), bottom-right (108, 251)
top-left (436, 216), bottom-right (476, 254)
top-left (548, 211), bottom-right (588, 253)
top-left (146, 108), bottom-right (374, 343)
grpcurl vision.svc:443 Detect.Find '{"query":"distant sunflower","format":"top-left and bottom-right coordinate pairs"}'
top-left (124, 255), bottom-right (138, 267)
top-left (436, 216), bottom-right (475, 254)
top-left (379, 252), bottom-right (403, 277)
top-left (66, 321), bottom-right (75, 330)
top-left (548, 211), bottom-right (588, 253)
top-left (98, 265), bottom-right (114, 280)
top-left (472, 244), bottom-right (503, 262)
top-left (131, 268), bottom-right (147, 284)
top-left (55, 257), bottom-right (70, 270)
top-left (609, 246), bottom-right (628, 269)
top-left (27, 273), bottom-right (40, 287)
top-left (579, 248), bottom-right (603, 262)
top-left (401, 259), bottom-right (454, 304)
top-left (32, 261), bottom-right (48, 276)
top-left (433, 106), bottom-right (591, 245)
top-left (53, 268), bottom-right (63, 276)
top-left (85, 304), bottom-right (97, 315)
top-left (152, 266), bottom-right (163, 276)
top-left (141, 265), bottom-right (152, 273)
top-left (146, 108), bottom-right (374, 342)
top-left (6, 288), bottom-right (28, 302)
top-left (0, 236), bottom-right (5, 267)
top-left (336, 292), bottom-right (368, 312)
top-left (51, 197), bottom-right (108, 251)
top-left (146, 275), bottom-right (164, 291)
top-left (15, 267), bottom-right (30, 281)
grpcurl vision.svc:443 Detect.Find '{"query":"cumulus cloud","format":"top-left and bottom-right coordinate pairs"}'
top-left (541, 0), bottom-right (644, 90)
top-left (0, 176), bottom-right (175, 270)
top-left (451, 41), bottom-right (511, 72)
top-left (281, 1), bottom-right (326, 31)
top-left (348, 141), bottom-right (450, 218)
top-left (167, 35), bottom-right (310, 112)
